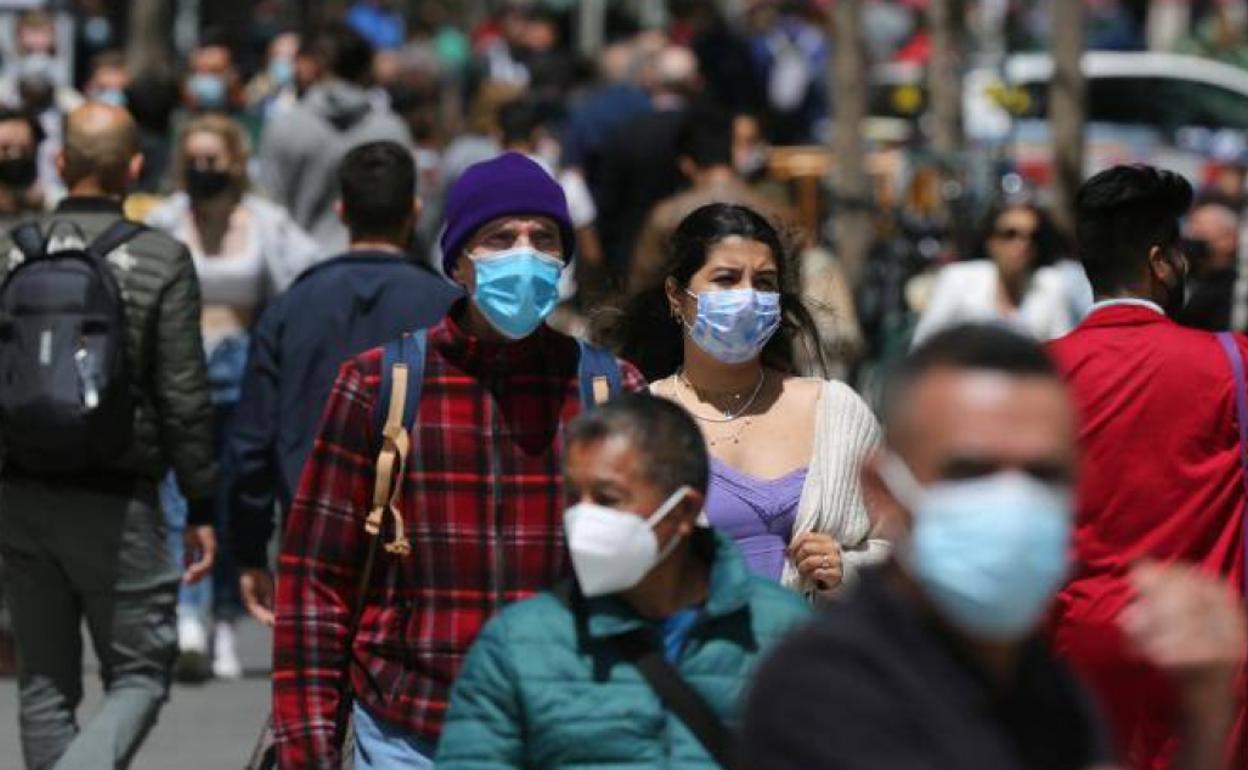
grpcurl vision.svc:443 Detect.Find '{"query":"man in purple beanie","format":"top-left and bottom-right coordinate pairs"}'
top-left (272, 152), bottom-right (646, 770)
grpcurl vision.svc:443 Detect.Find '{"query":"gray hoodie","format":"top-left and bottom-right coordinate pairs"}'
top-left (257, 80), bottom-right (411, 254)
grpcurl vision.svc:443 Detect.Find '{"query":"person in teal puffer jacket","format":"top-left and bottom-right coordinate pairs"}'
top-left (435, 393), bottom-right (811, 770)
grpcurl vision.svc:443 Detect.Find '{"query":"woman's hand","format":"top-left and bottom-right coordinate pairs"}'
top-left (789, 532), bottom-right (843, 592)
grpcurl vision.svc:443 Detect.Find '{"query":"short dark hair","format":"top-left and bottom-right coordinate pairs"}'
top-left (565, 393), bottom-right (710, 497)
top-left (886, 323), bottom-right (1059, 432)
top-left (338, 141), bottom-right (416, 241)
top-left (305, 21), bottom-right (373, 84)
top-left (498, 98), bottom-right (542, 147)
top-left (1075, 164), bottom-right (1193, 295)
top-left (677, 107), bottom-right (733, 170)
top-left (0, 107), bottom-right (45, 148)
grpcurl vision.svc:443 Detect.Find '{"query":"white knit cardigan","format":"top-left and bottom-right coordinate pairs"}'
top-left (780, 380), bottom-right (889, 601)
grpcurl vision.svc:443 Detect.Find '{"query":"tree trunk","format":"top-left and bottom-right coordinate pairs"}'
top-left (831, 0), bottom-right (871, 286)
top-left (927, 0), bottom-right (963, 161)
top-left (1049, 0), bottom-right (1086, 240)
top-left (127, 0), bottom-right (173, 80)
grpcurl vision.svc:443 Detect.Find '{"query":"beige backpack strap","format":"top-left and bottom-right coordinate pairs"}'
top-left (367, 362), bottom-right (412, 557)
top-left (592, 375), bottom-right (610, 406)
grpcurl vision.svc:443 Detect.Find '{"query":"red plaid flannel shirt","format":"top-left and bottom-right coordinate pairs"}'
top-left (272, 310), bottom-right (645, 769)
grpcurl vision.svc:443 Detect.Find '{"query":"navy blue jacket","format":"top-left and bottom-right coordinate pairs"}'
top-left (228, 250), bottom-right (461, 568)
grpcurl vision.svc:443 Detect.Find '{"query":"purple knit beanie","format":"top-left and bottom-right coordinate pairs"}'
top-left (439, 152), bottom-right (575, 277)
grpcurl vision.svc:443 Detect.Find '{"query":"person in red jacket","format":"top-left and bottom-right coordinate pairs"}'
top-left (1048, 164), bottom-right (1247, 770)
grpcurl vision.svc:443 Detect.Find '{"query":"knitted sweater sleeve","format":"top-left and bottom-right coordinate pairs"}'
top-left (783, 380), bottom-right (888, 600)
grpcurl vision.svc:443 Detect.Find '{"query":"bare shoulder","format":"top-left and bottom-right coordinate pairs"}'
top-left (647, 376), bottom-right (679, 402)
top-left (776, 373), bottom-right (826, 413)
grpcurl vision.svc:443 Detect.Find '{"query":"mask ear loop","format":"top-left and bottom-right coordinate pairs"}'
top-left (876, 451), bottom-right (926, 512)
top-left (646, 485), bottom-right (691, 529)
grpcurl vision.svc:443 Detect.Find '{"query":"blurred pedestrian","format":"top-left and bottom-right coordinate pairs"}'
top-left (183, 34), bottom-right (244, 116)
top-left (81, 51), bottom-right (130, 108)
top-left (1178, 197), bottom-right (1240, 331)
top-left (740, 323), bottom-right (1247, 770)
top-left (258, 21), bottom-right (410, 254)
top-left (0, 102), bottom-right (216, 770)
top-left (229, 140), bottom-right (461, 626)
top-left (0, 107), bottom-right (47, 228)
top-left (1048, 165), bottom-right (1247, 769)
top-left (436, 393), bottom-right (810, 769)
top-left (746, 0), bottom-right (829, 144)
top-left (629, 108), bottom-right (788, 295)
top-left (144, 113), bottom-right (319, 681)
top-left (613, 203), bottom-right (885, 601)
top-left (244, 31), bottom-right (301, 122)
top-left (272, 152), bottom-right (645, 770)
top-left (0, 11), bottom-right (83, 204)
top-left (912, 199), bottom-right (1074, 346)
top-left (593, 45), bottom-right (703, 285)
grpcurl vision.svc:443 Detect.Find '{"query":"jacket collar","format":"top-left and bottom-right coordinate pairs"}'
top-left (582, 528), bottom-right (754, 639)
top-left (54, 196), bottom-right (124, 216)
top-left (433, 299), bottom-right (559, 370)
top-left (1080, 301), bottom-right (1174, 330)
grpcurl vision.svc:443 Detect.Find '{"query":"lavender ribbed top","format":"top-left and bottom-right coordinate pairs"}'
top-left (705, 457), bottom-right (807, 581)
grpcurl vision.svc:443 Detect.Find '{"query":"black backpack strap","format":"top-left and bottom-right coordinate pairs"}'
top-left (576, 339), bottom-right (622, 410)
top-left (549, 578), bottom-right (734, 768)
top-left (9, 221), bottom-right (44, 261)
top-left (84, 219), bottom-right (145, 261)
top-left (614, 630), bottom-right (735, 768)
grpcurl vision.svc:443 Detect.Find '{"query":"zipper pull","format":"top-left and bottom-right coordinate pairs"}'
top-left (74, 343), bottom-right (99, 410)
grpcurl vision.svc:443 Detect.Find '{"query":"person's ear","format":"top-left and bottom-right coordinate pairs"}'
top-left (664, 277), bottom-right (686, 322)
top-left (412, 196), bottom-right (423, 222)
top-left (128, 153), bottom-right (145, 186)
top-left (678, 156), bottom-right (697, 182)
top-left (334, 199), bottom-right (346, 225)
top-left (861, 452), bottom-right (913, 540)
top-left (451, 251), bottom-right (473, 288)
top-left (675, 488), bottom-right (704, 537)
top-left (54, 149), bottom-right (65, 180)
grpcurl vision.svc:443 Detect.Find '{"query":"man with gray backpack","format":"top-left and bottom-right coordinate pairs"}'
top-left (0, 102), bottom-right (216, 770)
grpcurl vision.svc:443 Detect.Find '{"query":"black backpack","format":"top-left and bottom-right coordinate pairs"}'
top-left (0, 219), bottom-right (143, 472)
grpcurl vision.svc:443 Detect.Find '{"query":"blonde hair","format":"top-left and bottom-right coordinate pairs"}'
top-left (173, 113), bottom-right (250, 193)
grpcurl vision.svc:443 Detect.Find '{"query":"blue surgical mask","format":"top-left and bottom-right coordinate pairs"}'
top-left (92, 88), bottom-right (127, 107)
top-left (268, 58), bottom-right (294, 88)
top-left (878, 453), bottom-right (1072, 641)
top-left (684, 288), bottom-right (781, 364)
top-left (471, 247), bottom-right (563, 339)
top-left (189, 73), bottom-right (227, 109)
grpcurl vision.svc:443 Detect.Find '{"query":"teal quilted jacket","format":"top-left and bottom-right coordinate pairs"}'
top-left (435, 529), bottom-right (810, 769)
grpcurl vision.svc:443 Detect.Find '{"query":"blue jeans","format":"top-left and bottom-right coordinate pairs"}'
top-left (163, 334), bottom-right (250, 619)
top-left (352, 702), bottom-right (435, 769)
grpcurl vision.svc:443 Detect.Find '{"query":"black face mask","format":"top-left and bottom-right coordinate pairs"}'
top-left (1157, 248), bottom-right (1189, 318)
top-left (185, 167), bottom-right (232, 201)
top-left (0, 155), bottom-right (38, 190)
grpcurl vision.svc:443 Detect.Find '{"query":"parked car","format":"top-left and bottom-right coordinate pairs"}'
top-left (870, 51), bottom-right (1248, 184)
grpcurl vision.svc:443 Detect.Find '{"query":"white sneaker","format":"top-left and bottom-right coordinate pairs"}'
top-left (212, 620), bottom-right (243, 680)
top-left (178, 612), bottom-right (207, 653)
top-left (174, 611), bottom-right (210, 683)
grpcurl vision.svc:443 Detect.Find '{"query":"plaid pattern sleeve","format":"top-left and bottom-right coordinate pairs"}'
top-left (272, 317), bottom-right (647, 769)
top-left (273, 358), bottom-right (378, 770)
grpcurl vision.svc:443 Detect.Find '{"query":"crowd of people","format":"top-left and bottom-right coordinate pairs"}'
top-left (0, 3), bottom-right (1244, 770)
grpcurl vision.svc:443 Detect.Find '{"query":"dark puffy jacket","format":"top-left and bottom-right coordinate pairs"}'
top-left (227, 250), bottom-right (461, 568)
top-left (0, 197), bottom-right (216, 520)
